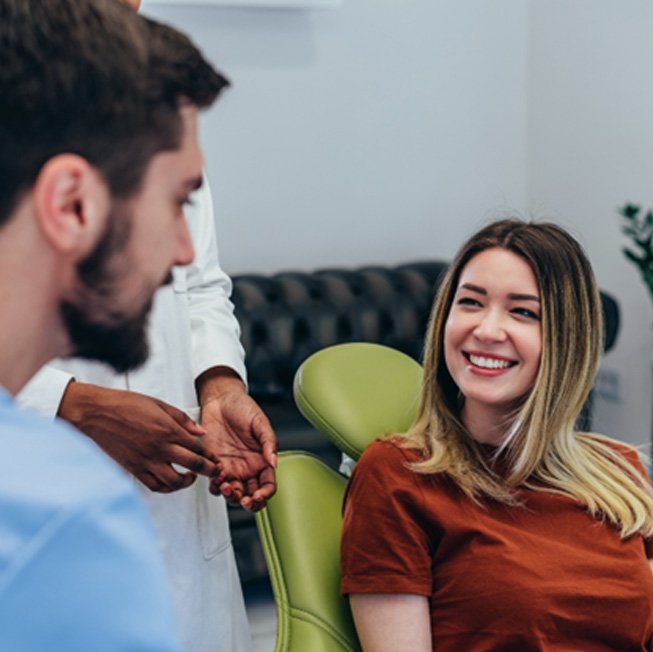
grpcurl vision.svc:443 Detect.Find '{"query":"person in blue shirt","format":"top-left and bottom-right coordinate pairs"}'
top-left (0, 394), bottom-right (183, 651)
top-left (0, 1), bottom-right (231, 648)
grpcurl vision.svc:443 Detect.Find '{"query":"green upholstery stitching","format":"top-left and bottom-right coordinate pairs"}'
top-left (255, 508), bottom-right (290, 651)
top-left (256, 452), bottom-right (359, 652)
top-left (289, 607), bottom-right (359, 652)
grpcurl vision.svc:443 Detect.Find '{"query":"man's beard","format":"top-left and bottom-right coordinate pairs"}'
top-left (60, 295), bottom-right (153, 373)
top-left (59, 204), bottom-right (170, 373)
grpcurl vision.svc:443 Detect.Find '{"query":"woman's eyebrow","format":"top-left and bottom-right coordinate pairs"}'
top-left (459, 284), bottom-right (540, 303)
top-left (459, 283), bottom-right (486, 294)
top-left (508, 293), bottom-right (540, 302)
top-left (458, 283), bottom-right (540, 303)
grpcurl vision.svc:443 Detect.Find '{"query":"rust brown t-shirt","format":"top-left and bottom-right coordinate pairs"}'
top-left (341, 439), bottom-right (653, 651)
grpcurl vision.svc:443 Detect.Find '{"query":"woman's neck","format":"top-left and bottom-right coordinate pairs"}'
top-left (461, 400), bottom-right (515, 446)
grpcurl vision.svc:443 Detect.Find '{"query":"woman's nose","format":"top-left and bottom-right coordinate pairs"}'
top-left (473, 311), bottom-right (507, 342)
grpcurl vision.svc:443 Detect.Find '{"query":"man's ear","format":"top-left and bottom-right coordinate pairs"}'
top-left (32, 154), bottom-right (110, 258)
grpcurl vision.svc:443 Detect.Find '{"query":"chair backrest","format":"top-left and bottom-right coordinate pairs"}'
top-left (294, 342), bottom-right (424, 460)
top-left (256, 343), bottom-right (423, 652)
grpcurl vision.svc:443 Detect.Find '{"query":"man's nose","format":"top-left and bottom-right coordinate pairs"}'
top-left (174, 217), bottom-right (195, 267)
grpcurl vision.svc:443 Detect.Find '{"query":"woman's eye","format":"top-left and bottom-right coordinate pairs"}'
top-left (457, 297), bottom-right (481, 307)
top-left (512, 307), bottom-right (540, 320)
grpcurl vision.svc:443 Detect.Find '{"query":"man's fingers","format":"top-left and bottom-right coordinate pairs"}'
top-left (245, 477), bottom-right (260, 497)
top-left (141, 471), bottom-right (167, 493)
top-left (158, 400), bottom-right (207, 437)
top-left (140, 470), bottom-right (190, 494)
top-left (169, 446), bottom-right (218, 478)
top-left (242, 495), bottom-right (266, 512)
top-left (234, 479), bottom-right (259, 511)
top-left (241, 467), bottom-right (276, 511)
top-left (211, 465), bottom-right (227, 485)
top-left (240, 491), bottom-right (267, 512)
top-left (251, 414), bottom-right (278, 468)
top-left (150, 465), bottom-right (197, 492)
top-left (214, 480), bottom-right (244, 504)
top-left (152, 399), bottom-right (217, 462)
top-left (251, 466), bottom-right (276, 503)
top-left (169, 425), bottom-right (218, 464)
top-left (264, 445), bottom-right (278, 470)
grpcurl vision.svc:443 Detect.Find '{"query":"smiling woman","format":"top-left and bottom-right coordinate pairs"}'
top-left (443, 247), bottom-right (542, 443)
top-left (340, 219), bottom-right (653, 652)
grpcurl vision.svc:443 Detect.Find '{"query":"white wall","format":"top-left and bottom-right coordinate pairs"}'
top-left (142, 0), bottom-right (529, 273)
top-left (142, 0), bottom-right (652, 448)
top-left (528, 0), bottom-right (653, 449)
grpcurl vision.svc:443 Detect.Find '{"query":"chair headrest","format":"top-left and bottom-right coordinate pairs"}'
top-left (293, 342), bottom-right (424, 460)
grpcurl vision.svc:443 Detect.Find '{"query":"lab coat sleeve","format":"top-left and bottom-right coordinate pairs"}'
top-left (17, 364), bottom-right (74, 419)
top-left (185, 179), bottom-right (247, 386)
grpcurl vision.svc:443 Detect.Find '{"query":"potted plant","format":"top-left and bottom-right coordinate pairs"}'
top-left (617, 203), bottom-right (653, 303)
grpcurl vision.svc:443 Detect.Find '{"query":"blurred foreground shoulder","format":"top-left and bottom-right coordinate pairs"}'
top-left (0, 398), bottom-right (181, 651)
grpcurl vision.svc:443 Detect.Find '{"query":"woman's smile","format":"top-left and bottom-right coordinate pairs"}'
top-left (463, 351), bottom-right (518, 373)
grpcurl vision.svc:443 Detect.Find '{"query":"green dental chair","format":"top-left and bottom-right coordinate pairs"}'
top-left (255, 342), bottom-right (423, 652)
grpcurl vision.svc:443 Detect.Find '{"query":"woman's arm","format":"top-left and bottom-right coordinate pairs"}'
top-left (349, 593), bottom-right (431, 652)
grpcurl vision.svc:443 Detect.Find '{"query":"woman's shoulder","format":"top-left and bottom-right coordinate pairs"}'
top-left (349, 438), bottom-right (427, 489)
top-left (358, 437), bottom-right (422, 468)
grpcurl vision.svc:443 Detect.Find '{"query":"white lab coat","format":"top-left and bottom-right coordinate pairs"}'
top-left (19, 181), bottom-right (252, 652)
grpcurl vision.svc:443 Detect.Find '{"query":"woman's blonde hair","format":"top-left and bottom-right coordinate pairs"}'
top-left (399, 218), bottom-right (653, 538)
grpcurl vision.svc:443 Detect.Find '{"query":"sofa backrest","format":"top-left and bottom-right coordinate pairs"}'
top-left (231, 260), bottom-right (620, 406)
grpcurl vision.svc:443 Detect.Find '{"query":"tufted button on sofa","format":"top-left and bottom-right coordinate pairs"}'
top-left (227, 260), bottom-right (620, 582)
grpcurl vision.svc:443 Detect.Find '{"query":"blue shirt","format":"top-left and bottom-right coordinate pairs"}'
top-left (0, 388), bottom-right (181, 651)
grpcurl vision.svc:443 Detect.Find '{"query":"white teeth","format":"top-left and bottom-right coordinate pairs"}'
top-left (469, 354), bottom-right (511, 369)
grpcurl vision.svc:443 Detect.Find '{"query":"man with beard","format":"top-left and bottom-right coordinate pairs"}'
top-left (0, 0), bottom-right (233, 649)
top-left (19, 4), bottom-right (278, 651)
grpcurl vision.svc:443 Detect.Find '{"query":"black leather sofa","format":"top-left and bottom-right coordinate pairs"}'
top-left (227, 260), bottom-right (620, 582)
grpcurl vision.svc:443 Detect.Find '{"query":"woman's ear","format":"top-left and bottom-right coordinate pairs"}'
top-left (32, 154), bottom-right (110, 259)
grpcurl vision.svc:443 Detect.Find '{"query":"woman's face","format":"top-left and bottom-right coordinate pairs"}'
top-left (443, 247), bottom-right (543, 428)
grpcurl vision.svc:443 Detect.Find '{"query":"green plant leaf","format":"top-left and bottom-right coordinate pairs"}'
top-left (618, 204), bottom-right (653, 304)
top-left (645, 211), bottom-right (653, 228)
top-left (620, 203), bottom-right (640, 220)
top-left (624, 247), bottom-right (646, 266)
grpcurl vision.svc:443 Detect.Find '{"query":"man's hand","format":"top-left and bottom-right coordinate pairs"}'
top-left (197, 367), bottom-right (277, 511)
top-left (58, 381), bottom-right (219, 492)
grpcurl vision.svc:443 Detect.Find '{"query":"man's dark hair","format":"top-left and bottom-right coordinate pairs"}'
top-left (0, 0), bottom-right (229, 225)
